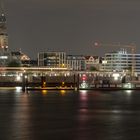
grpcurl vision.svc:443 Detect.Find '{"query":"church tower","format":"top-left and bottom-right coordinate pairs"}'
top-left (0, 0), bottom-right (8, 51)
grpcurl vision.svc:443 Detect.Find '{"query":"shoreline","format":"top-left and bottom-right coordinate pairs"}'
top-left (0, 86), bottom-right (140, 91)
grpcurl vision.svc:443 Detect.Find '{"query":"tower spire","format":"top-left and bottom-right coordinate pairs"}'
top-left (0, 0), bottom-right (4, 14)
top-left (0, 0), bottom-right (8, 50)
top-left (0, 0), bottom-right (6, 23)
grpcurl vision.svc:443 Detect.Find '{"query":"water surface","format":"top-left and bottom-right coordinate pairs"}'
top-left (0, 89), bottom-right (140, 140)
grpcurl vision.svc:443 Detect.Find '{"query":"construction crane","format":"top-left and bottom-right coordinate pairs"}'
top-left (94, 42), bottom-right (136, 78)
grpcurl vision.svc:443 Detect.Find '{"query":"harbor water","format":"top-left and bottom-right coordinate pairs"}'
top-left (0, 89), bottom-right (140, 140)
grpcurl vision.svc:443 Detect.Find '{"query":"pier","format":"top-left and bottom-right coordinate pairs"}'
top-left (0, 67), bottom-right (140, 90)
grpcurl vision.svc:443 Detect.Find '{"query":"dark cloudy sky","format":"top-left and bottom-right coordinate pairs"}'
top-left (4, 0), bottom-right (140, 58)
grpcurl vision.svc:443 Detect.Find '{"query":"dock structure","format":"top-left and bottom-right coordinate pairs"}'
top-left (0, 67), bottom-right (140, 90)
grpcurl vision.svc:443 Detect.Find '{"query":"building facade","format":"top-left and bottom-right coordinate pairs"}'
top-left (38, 51), bottom-right (66, 67)
top-left (0, 4), bottom-right (9, 66)
top-left (84, 56), bottom-right (101, 71)
top-left (101, 49), bottom-right (140, 75)
top-left (0, 9), bottom-right (8, 50)
top-left (11, 50), bottom-right (31, 66)
top-left (66, 55), bottom-right (86, 71)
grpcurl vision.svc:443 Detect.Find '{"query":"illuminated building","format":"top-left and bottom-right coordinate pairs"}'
top-left (0, 1), bottom-right (9, 66)
top-left (0, 51), bottom-right (9, 66)
top-left (11, 50), bottom-right (30, 61)
top-left (0, 1), bottom-right (8, 51)
top-left (101, 49), bottom-right (140, 75)
top-left (38, 51), bottom-right (66, 67)
top-left (11, 49), bottom-right (31, 66)
top-left (84, 56), bottom-right (101, 71)
top-left (66, 55), bottom-right (86, 71)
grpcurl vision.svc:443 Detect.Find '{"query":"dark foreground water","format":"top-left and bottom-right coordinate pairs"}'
top-left (0, 89), bottom-right (140, 140)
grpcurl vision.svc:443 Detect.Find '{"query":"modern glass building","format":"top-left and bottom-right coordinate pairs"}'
top-left (38, 51), bottom-right (66, 67)
top-left (66, 55), bottom-right (86, 71)
top-left (101, 50), bottom-right (140, 75)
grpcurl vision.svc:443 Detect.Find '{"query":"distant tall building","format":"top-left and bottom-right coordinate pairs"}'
top-left (0, 0), bottom-right (8, 51)
top-left (0, 0), bottom-right (10, 66)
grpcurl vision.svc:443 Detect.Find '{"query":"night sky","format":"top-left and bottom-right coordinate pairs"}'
top-left (4, 0), bottom-right (140, 58)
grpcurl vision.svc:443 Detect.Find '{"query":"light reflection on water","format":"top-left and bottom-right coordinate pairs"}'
top-left (15, 86), bottom-right (22, 92)
top-left (60, 90), bottom-right (66, 96)
top-left (78, 90), bottom-right (88, 115)
top-left (11, 93), bottom-right (32, 140)
top-left (41, 90), bottom-right (48, 95)
top-left (0, 90), bottom-right (140, 140)
top-left (79, 90), bottom-right (88, 101)
top-left (125, 90), bottom-right (132, 94)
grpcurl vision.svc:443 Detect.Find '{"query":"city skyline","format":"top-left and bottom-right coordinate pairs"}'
top-left (4, 0), bottom-right (140, 58)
